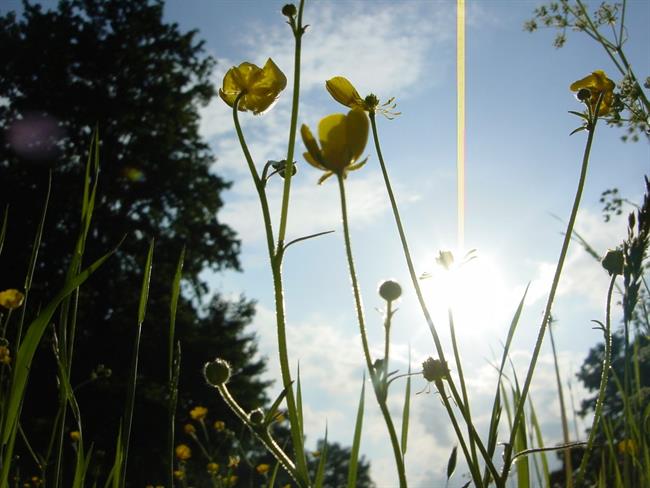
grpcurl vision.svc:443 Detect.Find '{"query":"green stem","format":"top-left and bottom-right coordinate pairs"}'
top-left (369, 113), bottom-right (497, 485)
top-left (217, 384), bottom-right (299, 484)
top-left (501, 99), bottom-right (601, 480)
top-left (276, 0), bottom-right (305, 248)
top-left (233, 94), bottom-right (309, 484)
top-left (576, 274), bottom-right (616, 485)
top-left (383, 301), bottom-right (392, 389)
top-left (337, 173), bottom-right (407, 488)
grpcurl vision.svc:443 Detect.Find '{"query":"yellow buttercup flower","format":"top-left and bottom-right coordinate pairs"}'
top-left (189, 405), bottom-right (208, 420)
top-left (175, 443), bottom-right (192, 460)
top-left (228, 455), bottom-right (240, 468)
top-left (570, 70), bottom-right (615, 116)
top-left (301, 109), bottom-right (369, 184)
top-left (183, 423), bottom-right (196, 434)
top-left (207, 462), bottom-right (219, 474)
top-left (618, 438), bottom-right (638, 455)
top-left (326, 76), bottom-right (400, 118)
top-left (326, 77), bottom-right (364, 110)
top-left (69, 431), bottom-right (80, 442)
top-left (0, 289), bottom-right (25, 309)
top-left (173, 469), bottom-right (185, 480)
top-left (219, 58), bottom-right (287, 115)
top-left (213, 420), bottom-right (226, 432)
top-left (0, 346), bottom-right (11, 365)
top-left (256, 463), bottom-right (270, 475)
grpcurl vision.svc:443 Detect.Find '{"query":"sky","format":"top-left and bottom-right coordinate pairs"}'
top-left (4, 0), bottom-right (650, 486)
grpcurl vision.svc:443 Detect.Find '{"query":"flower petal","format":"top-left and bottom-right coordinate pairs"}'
top-left (318, 113), bottom-right (349, 171)
top-left (326, 76), bottom-right (364, 109)
top-left (344, 109), bottom-right (369, 164)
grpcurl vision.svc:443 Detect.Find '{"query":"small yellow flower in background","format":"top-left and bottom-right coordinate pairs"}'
top-left (256, 463), bottom-right (270, 475)
top-left (189, 405), bottom-right (208, 421)
top-left (183, 423), bottom-right (196, 434)
top-left (175, 443), bottom-right (192, 460)
top-left (228, 455), bottom-right (240, 468)
top-left (213, 420), bottom-right (226, 432)
top-left (326, 77), bottom-right (365, 110)
top-left (207, 462), bottom-right (219, 474)
top-left (618, 438), bottom-right (638, 455)
top-left (30, 477), bottom-right (43, 487)
top-left (301, 109), bottom-right (369, 184)
top-left (69, 431), bottom-right (80, 442)
top-left (570, 70), bottom-right (616, 116)
top-left (173, 469), bottom-right (185, 480)
top-left (219, 58), bottom-right (287, 115)
top-left (312, 450), bottom-right (321, 458)
top-left (225, 475), bottom-right (238, 487)
top-left (0, 345), bottom-right (11, 365)
top-left (281, 484), bottom-right (291, 488)
top-left (0, 289), bottom-right (25, 309)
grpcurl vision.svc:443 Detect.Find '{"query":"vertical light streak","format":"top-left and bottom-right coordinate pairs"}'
top-left (457, 0), bottom-right (466, 252)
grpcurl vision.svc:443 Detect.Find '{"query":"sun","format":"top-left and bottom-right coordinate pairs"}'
top-left (420, 249), bottom-right (515, 339)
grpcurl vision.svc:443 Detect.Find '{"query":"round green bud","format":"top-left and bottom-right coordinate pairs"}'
top-left (282, 4), bottom-right (297, 17)
top-left (602, 249), bottom-right (624, 276)
top-left (378, 280), bottom-right (402, 301)
top-left (203, 358), bottom-right (231, 387)
top-left (248, 408), bottom-right (265, 425)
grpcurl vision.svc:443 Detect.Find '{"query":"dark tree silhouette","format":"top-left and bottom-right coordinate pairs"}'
top-left (0, 0), bottom-right (269, 485)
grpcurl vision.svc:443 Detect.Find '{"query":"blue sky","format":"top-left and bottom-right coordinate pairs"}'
top-left (170, 2), bottom-right (648, 485)
top-left (4, 0), bottom-right (649, 486)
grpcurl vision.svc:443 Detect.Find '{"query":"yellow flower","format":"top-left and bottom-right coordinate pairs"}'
top-left (183, 423), bottom-right (196, 434)
top-left (226, 475), bottom-right (238, 487)
top-left (213, 420), bottom-right (226, 432)
top-left (207, 462), bottom-right (219, 474)
top-left (228, 455), bottom-right (240, 468)
top-left (0, 346), bottom-right (11, 365)
top-left (301, 109), bottom-right (369, 184)
top-left (618, 438), bottom-right (638, 456)
top-left (175, 443), bottom-right (192, 460)
top-left (0, 289), bottom-right (25, 309)
top-left (189, 405), bottom-right (208, 421)
top-left (326, 77), bottom-right (364, 110)
top-left (570, 70), bottom-right (615, 116)
top-left (69, 431), bottom-right (80, 442)
top-left (173, 469), bottom-right (185, 480)
top-left (256, 463), bottom-right (270, 475)
top-left (219, 58), bottom-right (287, 115)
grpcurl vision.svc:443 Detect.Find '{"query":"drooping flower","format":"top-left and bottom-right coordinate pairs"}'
top-left (300, 109), bottom-right (369, 184)
top-left (326, 76), bottom-right (400, 118)
top-left (0, 289), bottom-right (25, 309)
top-left (189, 405), bottom-right (208, 421)
top-left (175, 444), bottom-right (192, 461)
top-left (219, 58), bottom-right (287, 115)
top-left (570, 70), bottom-right (616, 116)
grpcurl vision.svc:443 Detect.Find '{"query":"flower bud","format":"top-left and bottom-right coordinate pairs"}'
top-left (378, 280), bottom-right (402, 301)
top-left (282, 4), bottom-right (297, 17)
top-left (576, 88), bottom-right (591, 102)
top-left (203, 358), bottom-right (231, 387)
top-left (602, 249), bottom-right (624, 276)
top-left (248, 408), bottom-right (265, 425)
top-left (422, 357), bottom-right (449, 383)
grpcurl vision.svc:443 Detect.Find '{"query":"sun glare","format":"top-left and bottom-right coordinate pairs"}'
top-left (421, 249), bottom-right (514, 339)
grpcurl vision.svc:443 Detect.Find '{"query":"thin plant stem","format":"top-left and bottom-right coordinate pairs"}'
top-left (369, 113), bottom-right (498, 485)
top-left (383, 301), bottom-right (392, 388)
top-left (276, 0), bottom-right (305, 248)
top-left (501, 97), bottom-right (602, 481)
top-left (336, 173), bottom-right (407, 488)
top-left (232, 95), bottom-right (309, 483)
top-left (576, 274), bottom-right (617, 485)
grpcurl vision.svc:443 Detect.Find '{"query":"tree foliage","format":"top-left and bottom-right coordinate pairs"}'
top-left (0, 0), bottom-right (268, 484)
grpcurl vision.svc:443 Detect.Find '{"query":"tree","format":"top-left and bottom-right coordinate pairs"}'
top-left (0, 0), bottom-right (269, 484)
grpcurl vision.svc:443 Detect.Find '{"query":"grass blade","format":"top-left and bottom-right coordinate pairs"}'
top-left (400, 350), bottom-right (411, 456)
top-left (347, 374), bottom-right (365, 488)
top-left (314, 427), bottom-right (328, 488)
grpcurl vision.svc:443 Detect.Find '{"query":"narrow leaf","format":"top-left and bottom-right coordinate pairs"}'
top-left (347, 374), bottom-right (365, 488)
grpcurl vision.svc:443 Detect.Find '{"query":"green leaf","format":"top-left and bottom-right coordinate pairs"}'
top-left (400, 349), bottom-right (411, 455)
top-left (446, 445), bottom-right (458, 480)
top-left (314, 427), bottom-right (328, 488)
